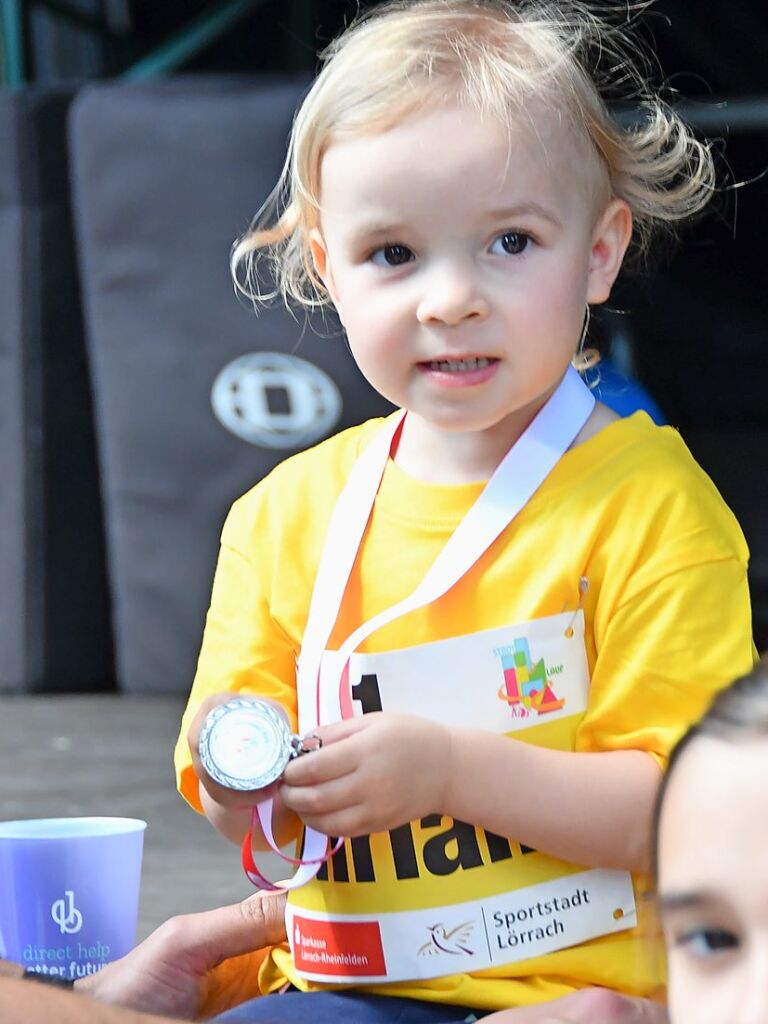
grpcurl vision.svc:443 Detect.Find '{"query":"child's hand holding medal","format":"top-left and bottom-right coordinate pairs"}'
top-left (280, 712), bottom-right (450, 837)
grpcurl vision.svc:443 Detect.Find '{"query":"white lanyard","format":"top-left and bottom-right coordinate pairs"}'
top-left (246, 367), bottom-right (595, 890)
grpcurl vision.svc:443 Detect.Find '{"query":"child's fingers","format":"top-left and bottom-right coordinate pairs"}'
top-left (282, 772), bottom-right (362, 819)
top-left (284, 729), bottom-right (365, 787)
top-left (294, 802), bottom-right (374, 839)
top-left (310, 714), bottom-right (374, 747)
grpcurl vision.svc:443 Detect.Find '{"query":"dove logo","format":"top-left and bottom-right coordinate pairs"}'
top-left (418, 920), bottom-right (475, 958)
top-left (51, 891), bottom-right (83, 935)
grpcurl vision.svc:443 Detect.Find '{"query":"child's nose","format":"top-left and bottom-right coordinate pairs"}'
top-left (416, 262), bottom-right (489, 326)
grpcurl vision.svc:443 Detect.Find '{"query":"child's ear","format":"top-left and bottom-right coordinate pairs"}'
top-left (309, 228), bottom-right (343, 321)
top-left (587, 199), bottom-right (633, 304)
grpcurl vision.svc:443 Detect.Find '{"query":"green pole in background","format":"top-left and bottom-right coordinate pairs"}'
top-left (121, 0), bottom-right (268, 81)
top-left (0, 0), bottom-right (25, 86)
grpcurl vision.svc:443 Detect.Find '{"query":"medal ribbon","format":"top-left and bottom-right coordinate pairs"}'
top-left (244, 367), bottom-right (595, 890)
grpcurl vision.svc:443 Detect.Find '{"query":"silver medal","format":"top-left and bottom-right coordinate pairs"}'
top-left (198, 697), bottom-right (320, 791)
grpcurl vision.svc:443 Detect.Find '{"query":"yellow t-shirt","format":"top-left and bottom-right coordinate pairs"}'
top-left (175, 411), bottom-right (754, 1011)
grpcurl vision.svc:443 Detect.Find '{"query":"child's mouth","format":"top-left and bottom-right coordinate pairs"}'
top-left (425, 356), bottom-right (494, 372)
top-left (418, 356), bottom-right (500, 387)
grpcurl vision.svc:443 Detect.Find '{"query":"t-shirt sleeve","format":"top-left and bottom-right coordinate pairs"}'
top-left (576, 554), bottom-right (755, 767)
top-left (173, 494), bottom-right (298, 813)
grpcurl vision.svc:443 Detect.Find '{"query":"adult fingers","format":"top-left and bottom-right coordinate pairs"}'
top-left (177, 891), bottom-right (288, 968)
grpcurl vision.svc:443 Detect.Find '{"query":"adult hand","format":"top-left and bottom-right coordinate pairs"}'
top-left (0, 959), bottom-right (23, 980)
top-left (76, 891), bottom-right (287, 1020)
top-left (483, 987), bottom-right (668, 1023)
top-left (281, 712), bottom-right (449, 836)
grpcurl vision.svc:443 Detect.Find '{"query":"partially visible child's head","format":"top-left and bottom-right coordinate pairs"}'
top-left (656, 660), bottom-right (768, 1024)
top-left (233, 0), bottom-right (716, 312)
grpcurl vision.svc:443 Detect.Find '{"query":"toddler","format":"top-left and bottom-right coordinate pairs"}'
top-left (175, 1), bottom-right (754, 1019)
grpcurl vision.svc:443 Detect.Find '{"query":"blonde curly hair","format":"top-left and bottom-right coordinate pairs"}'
top-left (232, 0), bottom-right (716, 310)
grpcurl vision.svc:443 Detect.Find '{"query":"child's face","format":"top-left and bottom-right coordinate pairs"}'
top-left (310, 103), bottom-right (630, 449)
top-left (658, 736), bottom-right (768, 1024)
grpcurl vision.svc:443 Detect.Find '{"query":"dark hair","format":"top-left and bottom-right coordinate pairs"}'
top-left (653, 657), bottom-right (768, 876)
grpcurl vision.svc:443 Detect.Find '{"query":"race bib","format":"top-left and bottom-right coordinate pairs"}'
top-left (290, 611), bottom-right (637, 983)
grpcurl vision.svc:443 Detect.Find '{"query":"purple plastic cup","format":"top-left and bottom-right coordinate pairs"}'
top-left (0, 817), bottom-right (146, 981)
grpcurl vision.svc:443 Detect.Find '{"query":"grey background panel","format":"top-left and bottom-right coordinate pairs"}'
top-left (0, 194), bottom-right (30, 689)
top-left (0, 88), bottom-right (111, 692)
top-left (0, 92), bottom-right (43, 691)
top-left (70, 78), bottom-right (393, 693)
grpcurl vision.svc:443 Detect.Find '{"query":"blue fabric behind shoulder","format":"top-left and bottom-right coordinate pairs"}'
top-left (586, 359), bottom-right (666, 425)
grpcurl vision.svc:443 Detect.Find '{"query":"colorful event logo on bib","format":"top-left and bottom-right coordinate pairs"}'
top-left (495, 639), bottom-right (565, 719)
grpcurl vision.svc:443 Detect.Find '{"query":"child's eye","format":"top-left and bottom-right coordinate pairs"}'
top-left (370, 244), bottom-right (414, 267)
top-left (676, 928), bottom-right (739, 959)
top-left (490, 231), bottom-right (531, 256)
